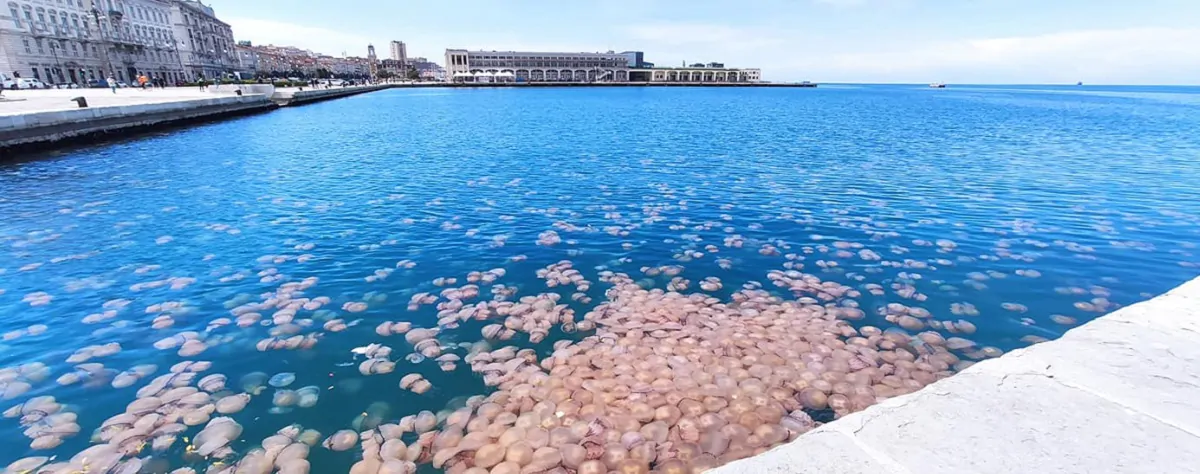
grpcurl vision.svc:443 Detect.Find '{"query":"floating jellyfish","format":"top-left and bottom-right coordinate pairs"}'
top-left (241, 372), bottom-right (269, 393)
top-left (296, 386), bottom-right (320, 408)
top-left (323, 430), bottom-right (359, 451)
top-left (269, 372), bottom-right (297, 388)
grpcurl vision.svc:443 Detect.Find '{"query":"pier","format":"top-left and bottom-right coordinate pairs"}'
top-left (0, 84), bottom-right (387, 156)
top-left (715, 276), bottom-right (1200, 474)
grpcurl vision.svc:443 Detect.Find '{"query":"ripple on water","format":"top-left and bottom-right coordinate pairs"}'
top-left (1, 85), bottom-right (1200, 471)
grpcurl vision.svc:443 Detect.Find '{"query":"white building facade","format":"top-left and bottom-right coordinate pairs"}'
top-left (445, 49), bottom-right (630, 82)
top-left (1, 0), bottom-right (186, 85)
top-left (169, 0), bottom-right (235, 80)
top-left (641, 67), bottom-right (761, 83)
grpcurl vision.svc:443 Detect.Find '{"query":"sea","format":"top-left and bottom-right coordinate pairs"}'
top-left (1, 84), bottom-right (1199, 472)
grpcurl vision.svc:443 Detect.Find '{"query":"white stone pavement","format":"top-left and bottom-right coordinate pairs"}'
top-left (716, 275), bottom-right (1200, 474)
top-left (0, 87), bottom-right (249, 116)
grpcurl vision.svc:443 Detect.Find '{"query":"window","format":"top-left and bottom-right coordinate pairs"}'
top-left (70, 42), bottom-right (78, 56)
top-left (71, 15), bottom-right (78, 28)
top-left (22, 37), bottom-right (30, 53)
top-left (34, 38), bottom-right (43, 53)
top-left (36, 7), bottom-right (44, 23)
top-left (8, 3), bottom-right (18, 27)
top-left (59, 12), bottom-right (65, 25)
top-left (48, 9), bottom-right (55, 22)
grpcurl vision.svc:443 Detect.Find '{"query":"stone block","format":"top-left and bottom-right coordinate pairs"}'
top-left (981, 315), bottom-right (1200, 436)
top-left (714, 429), bottom-right (905, 474)
top-left (845, 369), bottom-right (1200, 474)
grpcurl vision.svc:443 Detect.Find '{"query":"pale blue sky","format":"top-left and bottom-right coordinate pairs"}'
top-left (206, 0), bottom-right (1200, 84)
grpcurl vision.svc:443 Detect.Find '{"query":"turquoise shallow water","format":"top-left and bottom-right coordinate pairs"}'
top-left (1, 84), bottom-right (1200, 472)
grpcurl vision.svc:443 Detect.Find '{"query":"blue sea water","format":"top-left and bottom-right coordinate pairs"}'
top-left (1, 84), bottom-right (1199, 471)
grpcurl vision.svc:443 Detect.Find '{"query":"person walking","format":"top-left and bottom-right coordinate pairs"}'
top-left (137, 74), bottom-right (148, 90)
top-left (107, 75), bottom-right (117, 94)
top-left (198, 77), bottom-right (207, 91)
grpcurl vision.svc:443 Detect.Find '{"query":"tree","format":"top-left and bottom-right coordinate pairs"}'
top-left (406, 68), bottom-right (420, 81)
top-left (377, 70), bottom-right (395, 80)
top-left (315, 68), bottom-right (332, 79)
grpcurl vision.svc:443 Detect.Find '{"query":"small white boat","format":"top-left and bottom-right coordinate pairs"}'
top-left (929, 82), bottom-right (946, 88)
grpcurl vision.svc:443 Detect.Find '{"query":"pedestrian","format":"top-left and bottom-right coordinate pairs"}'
top-left (198, 77), bottom-right (207, 91)
top-left (107, 75), bottom-right (117, 94)
top-left (138, 74), bottom-right (147, 90)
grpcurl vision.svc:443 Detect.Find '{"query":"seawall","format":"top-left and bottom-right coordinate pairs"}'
top-left (0, 94), bottom-right (274, 156)
top-left (714, 275), bottom-right (1200, 474)
top-left (270, 85), bottom-right (392, 106)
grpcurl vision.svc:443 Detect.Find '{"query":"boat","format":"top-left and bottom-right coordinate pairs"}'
top-left (929, 82), bottom-right (947, 88)
top-left (1077, 81), bottom-right (1084, 86)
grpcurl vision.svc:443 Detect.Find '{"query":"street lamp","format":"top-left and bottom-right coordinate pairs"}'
top-left (88, 2), bottom-right (117, 80)
top-left (48, 40), bottom-right (62, 84)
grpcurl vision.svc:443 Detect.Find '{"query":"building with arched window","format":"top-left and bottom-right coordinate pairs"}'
top-left (443, 48), bottom-right (763, 84)
top-left (445, 49), bottom-right (631, 83)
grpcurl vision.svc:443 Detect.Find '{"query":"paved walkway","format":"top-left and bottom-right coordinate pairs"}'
top-left (0, 87), bottom-right (247, 116)
top-left (716, 276), bottom-right (1200, 474)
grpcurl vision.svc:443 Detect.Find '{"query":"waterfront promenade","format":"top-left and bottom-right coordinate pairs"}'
top-left (0, 85), bottom-right (387, 155)
top-left (716, 275), bottom-right (1200, 474)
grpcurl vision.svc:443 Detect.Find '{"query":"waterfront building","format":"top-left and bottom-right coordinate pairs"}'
top-left (379, 58), bottom-right (405, 76)
top-left (444, 48), bottom-right (761, 83)
top-left (389, 40), bottom-right (405, 65)
top-left (409, 57), bottom-right (444, 81)
top-left (445, 49), bottom-right (630, 82)
top-left (635, 65), bottom-right (761, 83)
top-left (0, 0), bottom-right (186, 85)
top-left (168, 0), bottom-right (236, 80)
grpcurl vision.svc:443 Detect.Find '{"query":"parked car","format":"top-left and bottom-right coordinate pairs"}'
top-left (53, 83), bottom-right (81, 89)
top-left (3, 78), bottom-right (49, 89)
top-left (87, 79), bottom-right (108, 88)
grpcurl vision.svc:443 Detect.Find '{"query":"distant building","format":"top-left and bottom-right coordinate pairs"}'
top-left (636, 66), bottom-right (760, 83)
top-left (366, 43), bottom-right (377, 78)
top-left (445, 49), bottom-right (629, 82)
top-left (620, 51), bottom-right (645, 68)
top-left (389, 40), bottom-right (406, 65)
top-left (409, 57), bottom-right (444, 81)
top-left (170, 0), bottom-right (238, 80)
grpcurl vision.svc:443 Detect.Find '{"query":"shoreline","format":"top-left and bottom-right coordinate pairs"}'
top-left (714, 275), bottom-right (1200, 474)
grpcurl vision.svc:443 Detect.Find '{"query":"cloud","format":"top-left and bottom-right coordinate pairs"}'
top-left (790, 27), bottom-right (1200, 84)
top-left (224, 17), bottom-right (373, 57)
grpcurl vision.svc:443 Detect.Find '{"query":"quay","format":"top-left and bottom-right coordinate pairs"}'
top-left (716, 276), bottom-right (1200, 474)
top-left (0, 84), bottom-right (386, 156)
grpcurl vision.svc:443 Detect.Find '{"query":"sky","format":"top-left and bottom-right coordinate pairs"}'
top-left (205, 0), bottom-right (1200, 84)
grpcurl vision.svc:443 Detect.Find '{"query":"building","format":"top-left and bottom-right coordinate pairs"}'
top-left (443, 48), bottom-right (762, 83)
top-left (234, 40), bottom-right (255, 74)
top-left (1, 0), bottom-right (186, 85)
top-left (366, 43), bottom-right (377, 79)
top-left (445, 49), bottom-right (629, 82)
top-left (409, 57), bottom-right (443, 81)
top-left (169, 0), bottom-right (236, 80)
top-left (389, 40), bottom-right (405, 65)
top-left (620, 51), bottom-right (645, 68)
top-left (636, 65), bottom-right (761, 83)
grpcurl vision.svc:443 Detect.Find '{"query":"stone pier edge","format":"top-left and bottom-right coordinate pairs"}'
top-left (714, 275), bottom-right (1200, 474)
